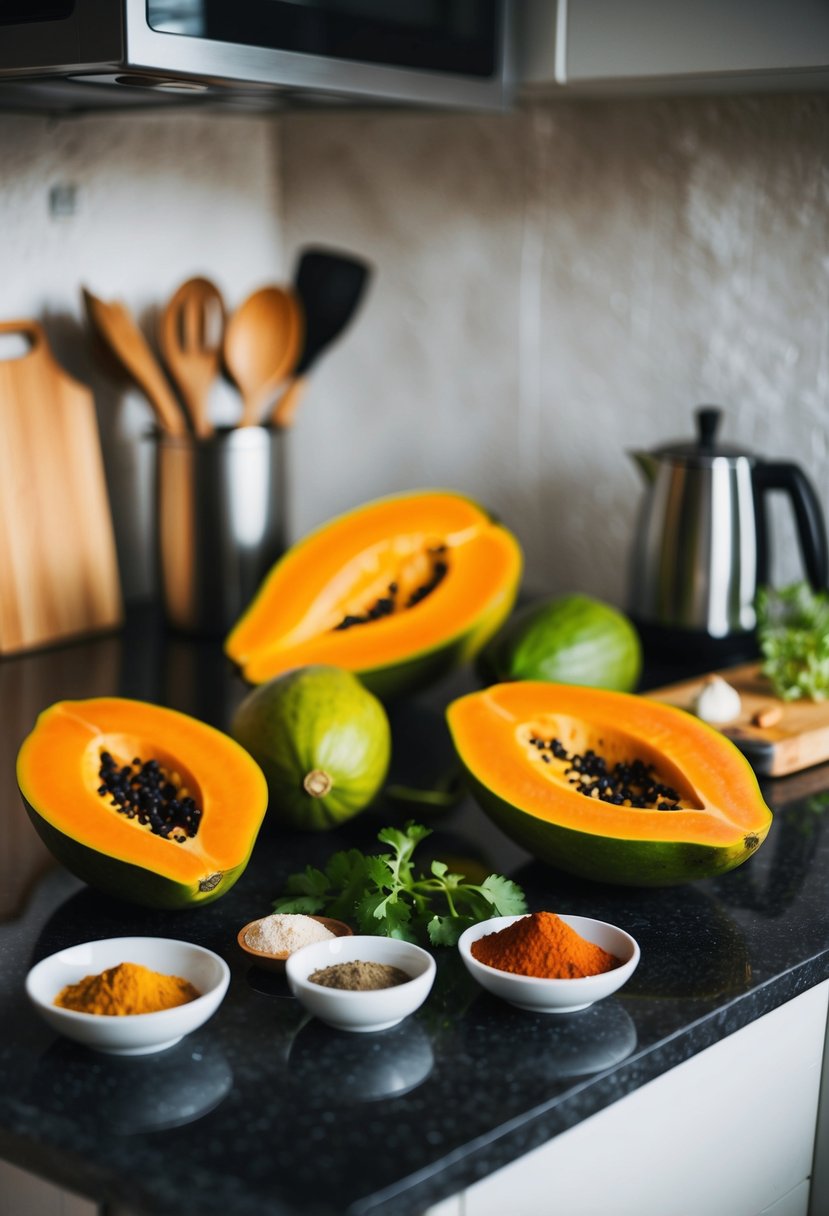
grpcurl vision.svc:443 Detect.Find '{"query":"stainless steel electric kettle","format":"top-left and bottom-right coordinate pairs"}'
top-left (628, 406), bottom-right (828, 662)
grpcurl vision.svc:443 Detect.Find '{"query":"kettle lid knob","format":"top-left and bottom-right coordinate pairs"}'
top-left (696, 406), bottom-right (722, 450)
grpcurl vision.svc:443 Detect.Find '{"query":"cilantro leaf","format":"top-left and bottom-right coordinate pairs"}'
top-left (364, 854), bottom-right (395, 888)
top-left (377, 823), bottom-right (432, 851)
top-left (270, 894), bottom-right (325, 915)
top-left (326, 849), bottom-right (369, 889)
top-left (281, 865), bottom-right (330, 899)
top-left (427, 914), bottom-right (473, 947)
top-left (478, 874), bottom-right (529, 916)
top-left (757, 582), bottom-right (829, 702)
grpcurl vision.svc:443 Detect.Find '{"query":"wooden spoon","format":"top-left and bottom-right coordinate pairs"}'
top-left (82, 287), bottom-right (186, 436)
top-left (223, 285), bottom-right (303, 428)
top-left (159, 276), bottom-right (225, 439)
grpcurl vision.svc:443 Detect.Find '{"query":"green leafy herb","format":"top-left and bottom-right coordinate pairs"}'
top-left (272, 821), bottom-right (527, 946)
top-left (756, 582), bottom-right (829, 702)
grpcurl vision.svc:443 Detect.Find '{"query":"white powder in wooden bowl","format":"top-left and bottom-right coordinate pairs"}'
top-left (244, 913), bottom-right (336, 955)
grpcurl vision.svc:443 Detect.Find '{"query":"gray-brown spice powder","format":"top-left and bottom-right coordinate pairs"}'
top-left (308, 960), bottom-right (412, 990)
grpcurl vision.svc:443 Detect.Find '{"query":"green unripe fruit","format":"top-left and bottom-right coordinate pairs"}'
top-left (232, 665), bottom-right (391, 831)
top-left (478, 594), bottom-right (642, 693)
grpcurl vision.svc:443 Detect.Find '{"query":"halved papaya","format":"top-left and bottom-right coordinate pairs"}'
top-left (225, 490), bottom-right (523, 699)
top-left (17, 698), bottom-right (268, 909)
top-left (446, 682), bottom-right (772, 887)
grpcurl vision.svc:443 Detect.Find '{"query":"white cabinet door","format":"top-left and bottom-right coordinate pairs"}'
top-left (461, 982), bottom-right (828, 1216)
top-left (0, 1160), bottom-right (98, 1216)
top-left (518, 0), bottom-right (829, 90)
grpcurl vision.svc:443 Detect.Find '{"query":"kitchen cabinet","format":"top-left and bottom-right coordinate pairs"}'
top-left (519, 0), bottom-right (829, 94)
top-left (433, 983), bottom-right (829, 1216)
top-left (2, 608), bottom-right (829, 1216)
top-left (0, 1161), bottom-right (97, 1216)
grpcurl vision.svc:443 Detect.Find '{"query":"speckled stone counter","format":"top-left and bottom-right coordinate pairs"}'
top-left (1, 612), bottom-right (828, 1216)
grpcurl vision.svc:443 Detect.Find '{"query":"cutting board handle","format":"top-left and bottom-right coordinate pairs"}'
top-left (0, 319), bottom-right (46, 361)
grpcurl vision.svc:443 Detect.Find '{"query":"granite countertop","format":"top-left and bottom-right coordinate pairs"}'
top-left (1, 610), bottom-right (829, 1216)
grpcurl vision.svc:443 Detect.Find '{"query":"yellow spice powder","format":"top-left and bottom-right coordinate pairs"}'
top-left (54, 961), bottom-right (200, 1016)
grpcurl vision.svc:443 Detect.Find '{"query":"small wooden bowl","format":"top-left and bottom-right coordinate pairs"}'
top-left (237, 915), bottom-right (353, 973)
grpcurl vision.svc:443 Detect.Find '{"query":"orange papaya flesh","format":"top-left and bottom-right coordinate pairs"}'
top-left (225, 490), bottom-right (522, 699)
top-left (17, 698), bottom-right (268, 908)
top-left (447, 681), bottom-right (772, 887)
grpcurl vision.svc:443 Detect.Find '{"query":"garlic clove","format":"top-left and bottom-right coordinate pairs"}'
top-left (694, 675), bottom-right (742, 724)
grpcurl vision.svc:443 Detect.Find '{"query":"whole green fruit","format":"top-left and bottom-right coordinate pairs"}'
top-left (478, 594), bottom-right (642, 692)
top-left (231, 665), bottom-right (391, 831)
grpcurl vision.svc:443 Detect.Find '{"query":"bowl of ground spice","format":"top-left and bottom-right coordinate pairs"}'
top-left (285, 935), bottom-right (436, 1032)
top-left (458, 912), bottom-right (640, 1013)
top-left (25, 936), bottom-right (230, 1054)
top-left (237, 913), bottom-right (352, 972)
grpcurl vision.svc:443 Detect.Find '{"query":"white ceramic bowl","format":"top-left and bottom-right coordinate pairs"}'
top-left (458, 914), bottom-right (640, 1014)
top-left (25, 936), bottom-right (230, 1055)
top-left (285, 935), bottom-right (436, 1033)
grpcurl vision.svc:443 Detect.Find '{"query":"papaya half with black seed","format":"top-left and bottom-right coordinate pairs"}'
top-left (17, 698), bottom-right (268, 909)
top-left (446, 682), bottom-right (772, 887)
top-left (225, 490), bottom-right (523, 699)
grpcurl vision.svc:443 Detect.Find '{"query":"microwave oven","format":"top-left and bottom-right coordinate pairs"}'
top-left (0, 0), bottom-right (513, 113)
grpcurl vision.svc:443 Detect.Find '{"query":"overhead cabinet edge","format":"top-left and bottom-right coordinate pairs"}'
top-left (518, 0), bottom-right (829, 96)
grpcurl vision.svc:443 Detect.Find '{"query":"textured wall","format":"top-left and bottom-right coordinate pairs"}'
top-left (0, 109), bottom-right (284, 598)
top-left (2, 96), bottom-right (828, 610)
top-left (280, 94), bottom-right (829, 608)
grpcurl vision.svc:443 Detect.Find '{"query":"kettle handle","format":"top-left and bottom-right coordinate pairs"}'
top-left (753, 462), bottom-right (829, 590)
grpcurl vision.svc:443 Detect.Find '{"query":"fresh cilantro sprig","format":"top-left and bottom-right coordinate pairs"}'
top-left (756, 582), bottom-right (829, 702)
top-left (272, 821), bottom-right (527, 946)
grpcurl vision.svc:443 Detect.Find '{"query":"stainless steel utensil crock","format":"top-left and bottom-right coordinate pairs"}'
top-left (156, 427), bottom-right (285, 634)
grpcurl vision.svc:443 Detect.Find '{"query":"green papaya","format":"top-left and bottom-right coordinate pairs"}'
top-left (232, 665), bottom-right (391, 831)
top-left (479, 594), bottom-right (642, 692)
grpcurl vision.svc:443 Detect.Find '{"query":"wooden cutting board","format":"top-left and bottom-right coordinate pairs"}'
top-left (648, 662), bottom-right (829, 778)
top-left (0, 319), bottom-right (122, 654)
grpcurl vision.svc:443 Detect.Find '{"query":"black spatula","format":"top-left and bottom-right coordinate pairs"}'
top-left (269, 246), bottom-right (372, 428)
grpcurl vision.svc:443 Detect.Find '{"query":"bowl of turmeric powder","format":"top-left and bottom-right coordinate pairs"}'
top-left (25, 936), bottom-right (230, 1054)
top-left (457, 912), bottom-right (640, 1013)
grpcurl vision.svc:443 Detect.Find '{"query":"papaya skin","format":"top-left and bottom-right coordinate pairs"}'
top-left (460, 766), bottom-right (763, 887)
top-left (447, 682), bottom-right (772, 888)
top-left (26, 814), bottom-right (249, 909)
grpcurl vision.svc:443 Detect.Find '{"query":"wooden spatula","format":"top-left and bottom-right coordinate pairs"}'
top-left (159, 276), bottom-right (225, 439)
top-left (82, 287), bottom-right (187, 436)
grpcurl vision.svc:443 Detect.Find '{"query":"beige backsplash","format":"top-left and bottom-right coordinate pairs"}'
top-left (0, 94), bottom-right (827, 611)
top-left (0, 109), bottom-right (285, 602)
top-left (281, 94), bottom-right (829, 607)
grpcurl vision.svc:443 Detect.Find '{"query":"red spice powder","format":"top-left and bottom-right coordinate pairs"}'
top-left (471, 911), bottom-right (621, 979)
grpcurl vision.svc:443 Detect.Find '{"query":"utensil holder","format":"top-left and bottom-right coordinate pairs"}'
top-left (155, 427), bottom-right (286, 635)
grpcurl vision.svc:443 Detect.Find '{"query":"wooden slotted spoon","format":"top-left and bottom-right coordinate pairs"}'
top-left (223, 285), bottom-right (303, 428)
top-left (82, 287), bottom-right (187, 436)
top-left (159, 276), bottom-right (225, 439)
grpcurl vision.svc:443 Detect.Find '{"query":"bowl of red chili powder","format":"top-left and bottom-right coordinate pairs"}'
top-left (458, 912), bottom-right (640, 1013)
